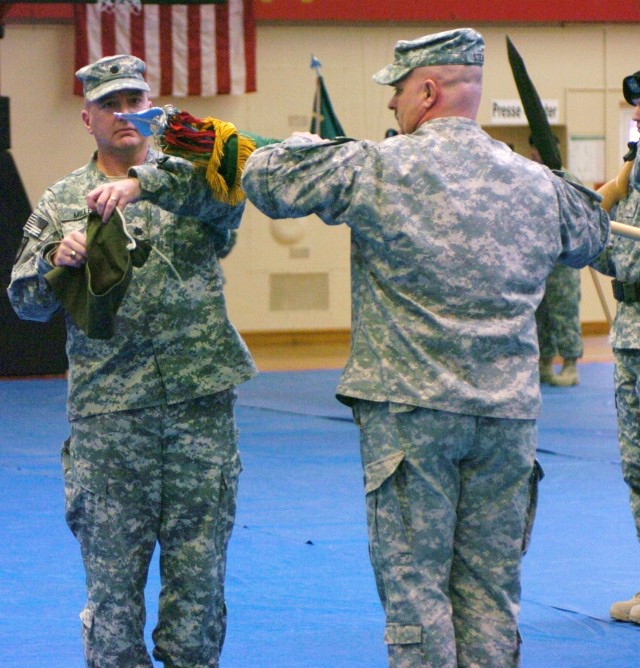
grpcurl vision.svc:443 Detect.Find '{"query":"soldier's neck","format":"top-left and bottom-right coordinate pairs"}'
top-left (96, 145), bottom-right (148, 178)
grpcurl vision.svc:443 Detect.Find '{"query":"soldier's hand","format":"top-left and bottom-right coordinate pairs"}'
top-left (87, 177), bottom-right (142, 222)
top-left (623, 141), bottom-right (638, 162)
top-left (52, 230), bottom-right (87, 268)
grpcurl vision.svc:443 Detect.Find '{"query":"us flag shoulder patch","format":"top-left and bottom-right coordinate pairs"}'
top-left (24, 213), bottom-right (49, 239)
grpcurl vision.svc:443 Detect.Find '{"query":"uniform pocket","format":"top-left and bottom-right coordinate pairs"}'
top-left (363, 451), bottom-right (405, 495)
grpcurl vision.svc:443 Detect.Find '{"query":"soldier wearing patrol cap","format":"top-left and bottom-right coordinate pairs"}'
top-left (242, 27), bottom-right (610, 667)
top-left (8, 53), bottom-right (255, 667)
top-left (76, 54), bottom-right (151, 102)
top-left (592, 70), bottom-right (640, 627)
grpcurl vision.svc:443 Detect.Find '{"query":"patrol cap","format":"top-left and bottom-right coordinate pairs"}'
top-left (373, 28), bottom-right (484, 86)
top-left (623, 71), bottom-right (640, 105)
top-left (76, 54), bottom-right (151, 102)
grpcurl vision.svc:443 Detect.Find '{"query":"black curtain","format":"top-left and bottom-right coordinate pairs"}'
top-left (0, 149), bottom-right (67, 376)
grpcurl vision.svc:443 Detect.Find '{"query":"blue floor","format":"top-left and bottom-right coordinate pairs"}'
top-left (1, 363), bottom-right (639, 667)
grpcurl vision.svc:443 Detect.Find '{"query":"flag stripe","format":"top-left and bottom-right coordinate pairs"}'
top-left (113, 9), bottom-right (128, 55)
top-left (215, 2), bottom-right (231, 95)
top-left (73, 1), bottom-right (255, 98)
top-left (130, 9), bottom-right (145, 61)
top-left (143, 6), bottom-right (161, 96)
top-left (73, 4), bottom-right (88, 96)
top-left (242, 0), bottom-right (256, 92)
top-left (201, 7), bottom-right (217, 96)
top-left (101, 10), bottom-right (115, 56)
top-left (159, 6), bottom-right (174, 96)
top-left (188, 6), bottom-right (202, 96)
top-left (171, 6), bottom-right (186, 96)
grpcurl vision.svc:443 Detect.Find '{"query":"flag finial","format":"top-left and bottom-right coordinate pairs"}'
top-left (310, 55), bottom-right (322, 73)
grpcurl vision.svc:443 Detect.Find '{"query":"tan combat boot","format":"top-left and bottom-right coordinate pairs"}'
top-left (610, 593), bottom-right (640, 621)
top-left (550, 358), bottom-right (579, 387)
top-left (629, 605), bottom-right (640, 624)
top-left (538, 357), bottom-right (555, 384)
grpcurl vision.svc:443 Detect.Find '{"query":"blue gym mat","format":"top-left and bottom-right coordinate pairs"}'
top-left (1, 363), bottom-right (639, 667)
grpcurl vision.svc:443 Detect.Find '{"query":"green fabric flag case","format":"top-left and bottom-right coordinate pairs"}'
top-left (45, 208), bottom-right (150, 340)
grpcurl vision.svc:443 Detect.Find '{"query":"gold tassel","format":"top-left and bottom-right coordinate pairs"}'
top-left (205, 118), bottom-right (240, 205)
top-left (226, 134), bottom-right (257, 206)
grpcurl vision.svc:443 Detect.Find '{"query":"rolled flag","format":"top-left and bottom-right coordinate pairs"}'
top-left (116, 106), bottom-right (279, 205)
top-left (506, 36), bottom-right (562, 171)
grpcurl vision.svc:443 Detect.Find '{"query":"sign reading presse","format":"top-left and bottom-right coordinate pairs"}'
top-left (491, 99), bottom-right (559, 125)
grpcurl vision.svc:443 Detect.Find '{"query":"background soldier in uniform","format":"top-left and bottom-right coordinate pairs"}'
top-left (529, 137), bottom-right (583, 386)
top-left (592, 70), bottom-right (640, 626)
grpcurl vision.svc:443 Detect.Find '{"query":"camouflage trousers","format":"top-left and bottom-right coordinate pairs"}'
top-left (352, 400), bottom-right (537, 668)
top-left (535, 263), bottom-right (583, 360)
top-left (62, 390), bottom-right (241, 668)
top-left (613, 349), bottom-right (640, 539)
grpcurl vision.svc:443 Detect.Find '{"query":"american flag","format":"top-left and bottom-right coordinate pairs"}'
top-left (74, 0), bottom-right (256, 97)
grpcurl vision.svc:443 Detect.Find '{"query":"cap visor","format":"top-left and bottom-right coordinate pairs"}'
top-left (373, 64), bottom-right (411, 85)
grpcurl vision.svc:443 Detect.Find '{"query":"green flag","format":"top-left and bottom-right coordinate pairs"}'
top-left (310, 56), bottom-right (345, 139)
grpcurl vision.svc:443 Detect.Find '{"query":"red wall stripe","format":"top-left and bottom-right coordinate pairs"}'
top-left (253, 0), bottom-right (638, 22)
top-left (5, 1), bottom-right (640, 23)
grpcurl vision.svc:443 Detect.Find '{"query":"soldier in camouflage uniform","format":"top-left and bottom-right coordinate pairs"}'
top-left (242, 28), bottom-right (609, 668)
top-left (529, 140), bottom-right (583, 387)
top-left (535, 263), bottom-right (583, 385)
top-left (591, 70), bottom-right (640, 626)
top-left (7, 55), bottom-right (256, 668)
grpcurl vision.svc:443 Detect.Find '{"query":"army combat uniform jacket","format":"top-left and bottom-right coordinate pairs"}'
top-left (242, 117), bottom-right (609, 419)
top-left (8, 150), bottom-right (256, 420)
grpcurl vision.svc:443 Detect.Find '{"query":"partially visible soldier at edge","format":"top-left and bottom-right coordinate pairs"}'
top-left (242, 28), bottom-right (610, 668)
top-left (7, 54), bottom-right (256, 668)
top-left (529, 136), bottom-right (584, 387)
top-left (591, 69), bottom-right (640, 628)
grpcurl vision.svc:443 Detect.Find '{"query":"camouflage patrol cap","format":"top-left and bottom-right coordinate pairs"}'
top-left (373, 28), bottom-right (484, 86)
top-left (76, 54), bottom-right (150, 102)
top-left (623, 71), bottom-right (640, 105)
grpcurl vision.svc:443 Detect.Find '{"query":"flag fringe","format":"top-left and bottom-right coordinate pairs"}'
top-left (161, 111), bottom-right (257, 206)
top-left (204, 120), bottom-right (258, 206)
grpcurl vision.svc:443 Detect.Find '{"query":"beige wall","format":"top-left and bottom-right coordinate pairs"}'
top-left (2, 21), bottom-right (633, 332)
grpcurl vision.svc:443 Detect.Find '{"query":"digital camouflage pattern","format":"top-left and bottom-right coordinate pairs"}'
top-left (591, 155), bottom-right (640, 545)
top-left (242, 118), bottom-right (609, 420)
top-left (8, 149), bottom-right (256, 420)
top-left (535, 263), bottom-right (583, 360)
top-left (352, 400), bottom-right (536, 667)
top-left (64, 391), bottom-right (240, 668)
top-left (612, 350), bottom-right (640, 540)
top-left (242, 117), bottom-right (609, 667)
top-left (8, 148), bottom-right (254, 666)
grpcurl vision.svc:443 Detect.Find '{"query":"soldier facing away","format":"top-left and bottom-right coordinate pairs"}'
top-left (242, 27), bottom-right (610, 668)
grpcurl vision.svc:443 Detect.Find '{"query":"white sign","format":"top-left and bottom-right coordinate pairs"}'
top-left (490, 99), bottom-right (559, 125)
top-left (568, 135), bottom-right (605, 185)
